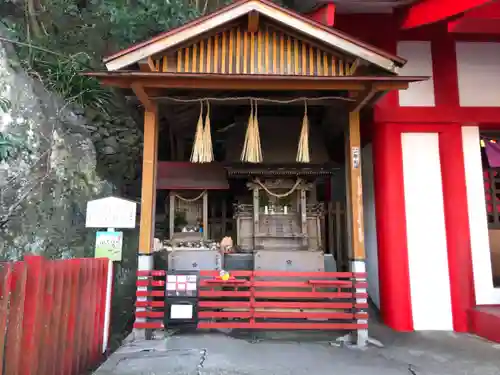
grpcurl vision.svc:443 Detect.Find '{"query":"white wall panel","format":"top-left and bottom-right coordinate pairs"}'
top-left (362, 144), bottom-right (380, 308)
top-left (456, 42), bottom-right (500, 107)
top-left (402, 133), bottom-right (453, 330)
top-left (462, 126), bottom-right (500, 304)
top-left (397, 41), bottom-right (435, 107)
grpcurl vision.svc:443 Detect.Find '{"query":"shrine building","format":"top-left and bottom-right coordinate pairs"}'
top-left (87, 0), bottom-right (500, 342)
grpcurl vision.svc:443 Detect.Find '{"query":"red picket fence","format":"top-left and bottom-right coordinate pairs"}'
top-left (0, 255), bottom-right (112, 375)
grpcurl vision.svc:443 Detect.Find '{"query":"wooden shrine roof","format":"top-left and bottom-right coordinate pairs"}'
top-left (156, 162), bottom-right (229, 190)
top-left (102, 0), bottom-right (406, 74)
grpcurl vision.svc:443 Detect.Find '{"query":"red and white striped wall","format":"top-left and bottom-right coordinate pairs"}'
top-left (370, 123), bottom-right (476, 332)
top-left (365, 37), bottom-right (500, 332)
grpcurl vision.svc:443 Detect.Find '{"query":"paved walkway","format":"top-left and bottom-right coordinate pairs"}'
top-left (94, 323), bottom-right (500, 375)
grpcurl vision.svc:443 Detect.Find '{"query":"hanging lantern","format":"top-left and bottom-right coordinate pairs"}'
top-left (296, 100), bottom-right (310, 163)
top-left (190, 101), bottom-right (205, 163)
top-left (203, 99), bottom-right (214, 163)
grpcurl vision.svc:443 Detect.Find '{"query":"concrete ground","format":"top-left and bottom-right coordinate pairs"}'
top-left (94, 322), bottom-right (500, 375)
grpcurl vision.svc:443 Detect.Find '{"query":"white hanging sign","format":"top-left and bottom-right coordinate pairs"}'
top-left (85, 196), bottom-right (137, 229)
top-left (352, 147), bottom-right (360, 169)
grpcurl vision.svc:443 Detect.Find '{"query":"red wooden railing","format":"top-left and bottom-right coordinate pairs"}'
top-left (0, 255), bottom-right (112, 375)
top-left (135, 270), bottom-right (368, 332)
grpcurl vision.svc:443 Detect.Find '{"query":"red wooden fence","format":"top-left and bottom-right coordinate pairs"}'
top-left (135, 270), bottom-right (368, 332)
top-left (0, 255), bottom-right (112, 375)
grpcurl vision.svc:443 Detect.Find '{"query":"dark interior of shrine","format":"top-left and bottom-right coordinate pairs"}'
top-left (126, 88), bottom-right (375, 271)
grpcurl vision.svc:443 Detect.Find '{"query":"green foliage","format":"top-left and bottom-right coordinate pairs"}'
top-left (25, 49), bottom-right (115, 115)
top-left (0, 133), bottom-right (25, 162)
top-left (91, 0), bottom-right (202, 50)
top-left (0, 97), bottom-right (10, 113)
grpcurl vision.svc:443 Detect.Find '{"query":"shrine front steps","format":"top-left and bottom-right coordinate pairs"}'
top-left (468, 305), bottom-right (500, 343)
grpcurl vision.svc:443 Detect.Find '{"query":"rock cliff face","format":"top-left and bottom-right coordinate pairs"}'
top-left (0, 38), bottom-right (142, 261)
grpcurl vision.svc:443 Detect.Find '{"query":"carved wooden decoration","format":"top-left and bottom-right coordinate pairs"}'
top-left (153, 23), bottom-right (360, 76)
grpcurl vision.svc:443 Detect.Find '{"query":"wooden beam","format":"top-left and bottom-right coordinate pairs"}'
top-left (138, 57), bottom-right (158, 72)
top-left (248, 11), bottom-right (260, 33)
top-left (350, 86), bottom-right (377, 112)
top-left (132, 83), bottom-right (154, 111)
top-left (306, 3), bottom-right (336, 27)
top-left (401, 0), bottom-right (491, 29)
top-left (89, 72), bottom-right (419, 91)
top-left (346, 110), bottom-right (365, 260)
top-left (138, 105), bottom-right (159, 255)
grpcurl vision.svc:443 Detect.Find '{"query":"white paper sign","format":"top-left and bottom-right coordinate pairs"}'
top-left (86, 196), bottom-right (137, 229)
top-left (170, 304), bottom-right (193, 319)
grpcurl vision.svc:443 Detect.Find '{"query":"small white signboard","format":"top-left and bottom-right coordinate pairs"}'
top-left (85, 196), bottom-right (137, 229)
top-left (95, 231), bottom-right (123, 261)
top-left (170, 304), bottom-right (193, 319)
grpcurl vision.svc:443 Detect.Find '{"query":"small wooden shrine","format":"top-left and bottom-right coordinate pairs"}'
top-left (86, 0), bottom-right (422, 272)
top-left (156, 162), bottom-right (228, 247)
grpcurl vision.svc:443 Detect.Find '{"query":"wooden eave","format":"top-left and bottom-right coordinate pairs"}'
top-left (102, 0), bottom-right (406, 73)
top-left (84, 71), bottom-right (426, 91)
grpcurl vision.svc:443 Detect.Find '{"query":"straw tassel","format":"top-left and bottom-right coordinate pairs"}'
top-left (203, 99), bottom-right (214, 162)
top-left (241, 99), bottom-right (263, 163)
top-left (190, 101), bottom-right (205, 163)
top-left (254, 100), bottom-right (262, 162)
top-left (241, 100), bottom-right (253, 161)
top-left (296, 100), bottom-right (310, 163)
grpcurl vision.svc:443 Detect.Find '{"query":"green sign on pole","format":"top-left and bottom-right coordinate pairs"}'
top-left (95, 231), bottom-right (123, 261)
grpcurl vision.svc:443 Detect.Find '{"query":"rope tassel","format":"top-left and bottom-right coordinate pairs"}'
top-left (241, 99), bottom-right (263, 163)
top-left (190, 101), bottom-right (205, 163)
top-left (296, 100), bottom-right (310, 163)
top-left (203, 100), bottom-right (214, 163)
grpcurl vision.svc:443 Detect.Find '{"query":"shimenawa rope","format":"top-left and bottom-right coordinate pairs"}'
top-left (255, 178), bottom-right (303, 198)
top-left (174, 190), bottom-right (206, 202)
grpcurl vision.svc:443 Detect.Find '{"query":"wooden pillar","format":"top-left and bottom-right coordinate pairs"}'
top-left (253, 187), bottom-right (259, 249)
top-left (135, 102), bottom-right (158, 340)
top-left (203, 191), bottom-right (208, 241)
top-left (346, 110), bottom-right (368, 347)
top-left (346, 111), bottom-right (365, 260)
top-left (138, 105), bottom-right (159, 255)
top-left (169, 193), bottom-right (175, 240)
top-left (300, 188), bottom-right (308, 248)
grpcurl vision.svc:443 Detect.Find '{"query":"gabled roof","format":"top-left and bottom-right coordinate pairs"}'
top-left (104, 0), bottom-right (406, 73)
